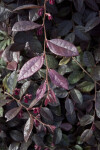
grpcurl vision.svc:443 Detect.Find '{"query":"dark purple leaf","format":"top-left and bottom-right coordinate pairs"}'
top-left (47, 39), bottom-right (78, 57)
top-left (65, 98), bottom-right (74, 114)
top-left (80, 129), bottom-right (93, 142)
top-left (13, 4), bottom-right (44, 12)
top-left (85, 17), bottom-right (100, 32)
top-left (5, 107), bottom-right (21, 122)
top-left (29, 81), bottom-right (46, 108)
top-left (2, 45), bottom-right (13, 62)
top-left (53, 128), bottom-right (62, 144)
top-left (73, 0), bottom-right (84, 12)
top-left (85, 0), bottom-right (99, 11)
top-left (40, 107), bottom-right (53, 124)
top-left (60, 123), bottom-right (72, 131)
top-left (48, 69), bottom-right (69, 90)
top-left (24, 115), bottom-right (34, 142)
top-left (80, 115), bottom-right (94, 126)
top-left (18, 56), bottom-right (44, 81)
top-left (95, 91), bottom-right (100, 118)
top-left (9, 43), bottom-right (25, 52)
top-left (12, 21), bottom-right (41, 32)
top-left (36, 81), bottom-right (47, 100)
top-left (49, 89), bottom-right (57, 102)
top-left (20, 81), bottom-right (31, 99)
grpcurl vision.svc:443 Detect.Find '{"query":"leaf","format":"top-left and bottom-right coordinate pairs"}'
top-left (48, 69), bottom-right (69, 90)
top-left (13, 4), bottom-right (43, 12)
top-left (18, 56), bottom-right (44, 81)
top-left (91, 66), bottom-right (100, 81)
top-left (12, 21), bottom-right (41, 32)
top-left (0, 107), bottom-right (3, 117)
top-left (5, 107), bottom-right (21, 121)
top-left (9, 43), bottom-right (25, 52)
top-left (8, 142), bottom-right (20, 150)
top-left (60, 123), bottom-right (72, 131)
top-left (20, 140), bottom-right (32, 150)
top-left (59, 57), bottom-right (70, 65)
top-left (2, 45), bottom-right (13, 62)
top-left (54, 88), bottom-right (68, 98)
top-left (19, 81), bottom-right (31, 99)
top-left (24, 115), bottom-right (34, 142)
top-left (33, 134), bottom-right (44, 146)
top-left (72, 13), bottom-right (82, 25)
top-left (80, 129), bottom-right (93, 142)
top-left (56, 0), bottom-right (64, 3)
top-left (68, 71), bottom-right (85, 84)
top-left (70, 89), bottom-right (83, 104)
top-left (66, 111), bottom-right (76, 125)
top-left (10, 130), bottom-right (23, 142)
top-left (0, 6), bottom-right (11, 22)
top-left (47, 39), bottom-right (79, 57)
top-left (40, 107), bottom-right (53, 124)
top-left (7, 61), bottom-right (17, 71)
top-left (74, 145), bottom-right (83, 150)
top-left (44, 55), bottom-right (58, 69)
top-left (95, 91), bottom-right (100, 118)
top-left (95, 121), bottom-right (100, 130)
top-left (77, 81), bottom-right (94, 92)
top-left (73, 0), bottom-right (84, 12)
top-left (85, 17), bottom-right (100, 32)
top-left (58, 64), bottom-right (72, 75)
top-left (83, 51), bottom-right (95, 67)
top-left (57, 20), bottom-right (73, 36)
top-left (65, 98), bottom-right (74, 115)
top-left (80, 115), bottom-right (94, 126)
top-left (6, 71), bottom-right (17, 94)
top-left (29, 9), bottom-right (40, 22)
top-left (85, 0), bottom-right (99, 11)
top-left (53, 128), bottom-right (62, 144)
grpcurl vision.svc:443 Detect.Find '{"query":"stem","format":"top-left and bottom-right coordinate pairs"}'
top-left (72, 57), bottom-right (100, 86)
top-left (43, 0), bottom-right (50, 91)
top-left (5, 92), bottom-right (51, 128)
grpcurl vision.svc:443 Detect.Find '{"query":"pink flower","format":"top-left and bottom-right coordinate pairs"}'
top-left (26, 94), bottom-right (32, 99)
top-left (14, 88), bottom-right (20, 95)
top-left (48, 14), bottom-right (53, 20)
top-left (17, 110), bottom-right (23, 119)
top-left (24, 96), bottom-right (28, 103)
top-left (38, 8), bottom-right (44, 16)
top-left (34, 145), bottom-right (41, 150)
top-left (49, 0), bottom-right (55, 5)
top-left (33, 107), bottom-right (40, 114)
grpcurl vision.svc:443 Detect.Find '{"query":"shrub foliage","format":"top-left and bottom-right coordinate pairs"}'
top-left (0, 0), bottom-right (100, 149)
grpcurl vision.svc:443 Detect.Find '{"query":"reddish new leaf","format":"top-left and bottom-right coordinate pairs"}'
top-left (47, 39), bottom-right (78, 57)
top-left (18, 56), bottom-right (44, 81)
top-left (7, 61), bottom-right (17, 70)
top-left (5, 107), bottom-right (21, 122)
top-left (48, 69), bottom-right (69, 90)
top-left (29, 81), bottom-right (46, 108)
top-left (36, 81), bottom-right (47, 100)
top-left (13, 4), bottom-right (44, 12)
top-left (24, 115), bottom-right (34, 142)
top-left (49, 89), bottom-right (57, 102)
top-left (12, 21), bottom-right (41, 32)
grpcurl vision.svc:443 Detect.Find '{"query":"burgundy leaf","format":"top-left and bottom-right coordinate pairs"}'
top-left (5, 107), bottom-right (21, 122)
top-left (13, 4), bottom-right (44, 12)
top-left (24, 115), bottom-right (34, 142)
top-left (36, 81), bottom-right (47, 100)
top-left (47, 39), bottom-right (78, 57)
top-left (85, 0), bottom-right (99, 11)
top-left (18, 56), bottom-right (44, 81)
top-left (12, 21), bottom-right (41, 32)
top-left (48, 69), bottom-right (69, 90)
top-left (29, 81), bottom-right (46, 108)
top-left (49, 89), bottom-right (57, 102)
top-left (7, 61), bottom-right (17, 71)
top-left (9, 43), bottom-right (25, 52)
top-left (60, 123), bottom-right (72, 131)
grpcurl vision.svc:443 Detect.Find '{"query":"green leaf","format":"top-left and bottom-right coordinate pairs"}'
top-left (0, 107), bottom-right (3, 117)
top-left (0, 40), bottom-right (7, 50)
top-left (38, 69), bottom-right (46, 78)
top-left (68, 71), bottom-right (85, 84)
top-left (80, 115), bottom-right (94, 126)
top-left (75, 145), bottom-right (83, 150)
top-left (77, 81), bottom-right (94, 92)
top-left (44, 55), bottom-right (58, 69)
top-left (58, 64), bottom-right (72, 75)
top-left (70, 89), bottom-right (83, 104)
top-left (59, 57), bottom-right (70, 65)
top-left (19, 81), bottom-right (31, 99)
top-left (83, 51), bottom-right (95, 67)
top-left (3, 71), bottom-right (17, 94)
